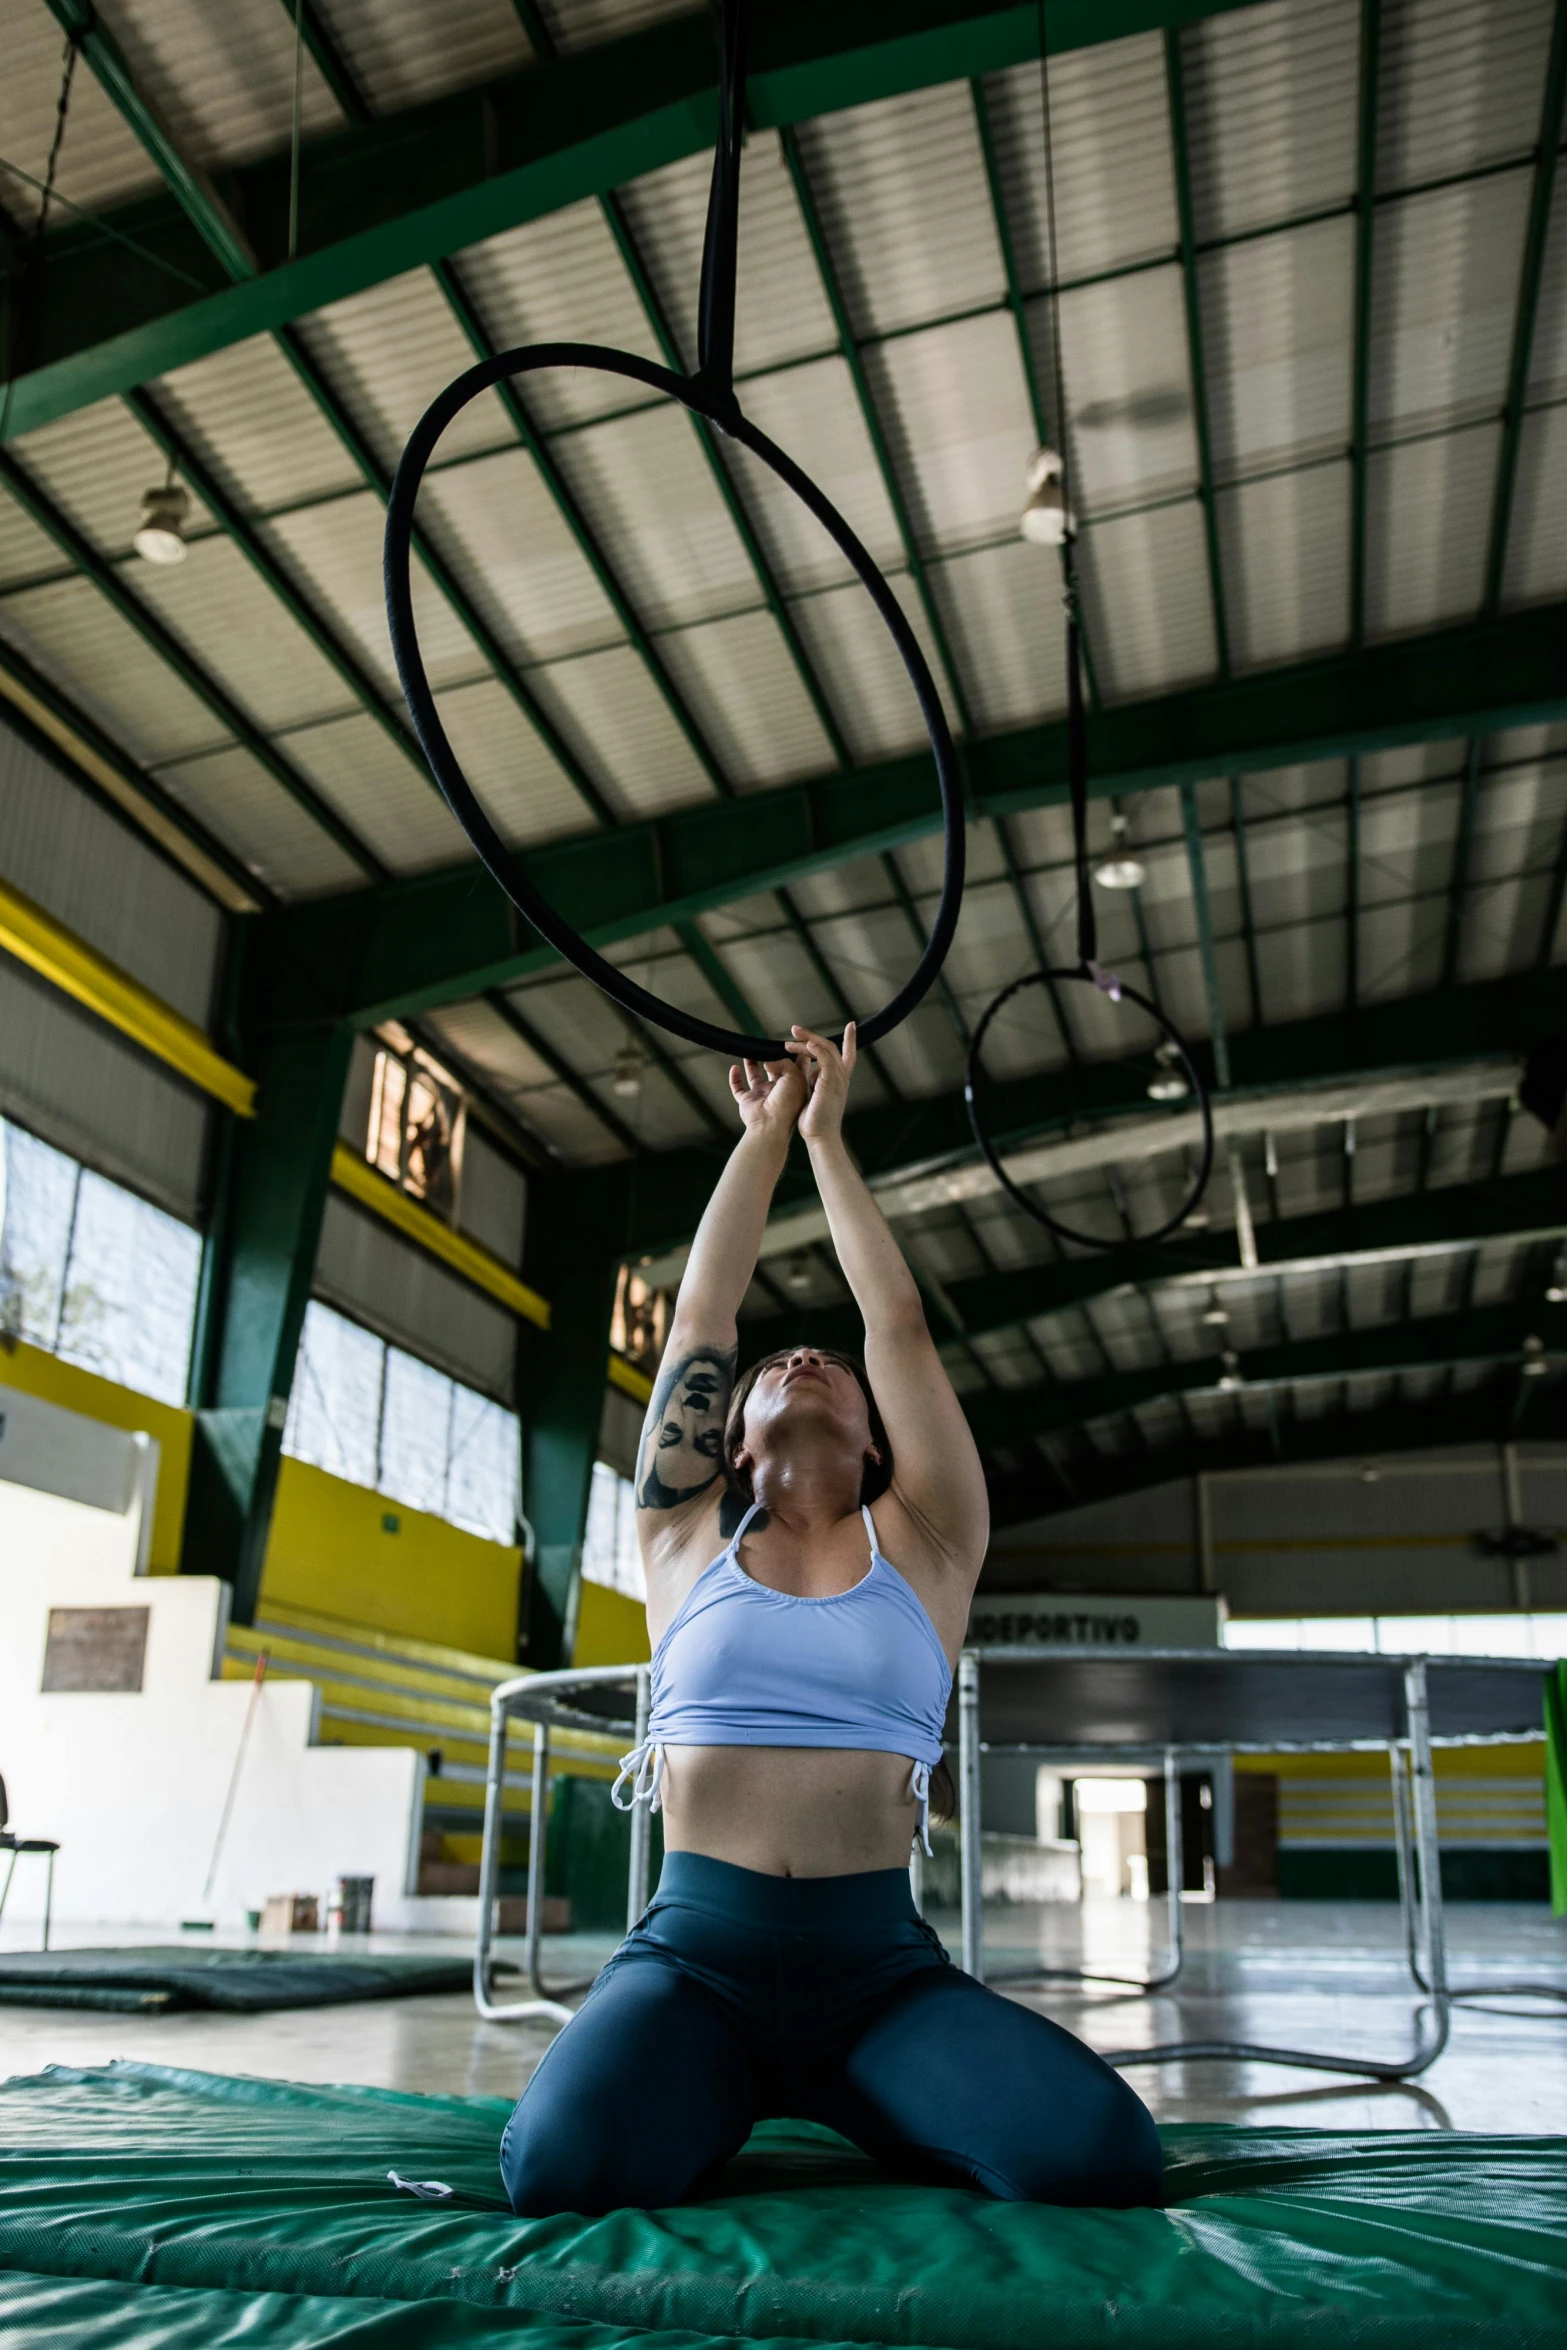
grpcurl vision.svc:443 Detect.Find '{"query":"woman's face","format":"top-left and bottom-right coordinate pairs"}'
top-left (738, 1348), bottom-right (877, 1477)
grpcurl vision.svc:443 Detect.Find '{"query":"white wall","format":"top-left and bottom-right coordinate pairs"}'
top-left (0, 1394), bottom-right (431, 1934)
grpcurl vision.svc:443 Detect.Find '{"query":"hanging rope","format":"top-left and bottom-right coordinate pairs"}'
top-left (962, 0), bottom-right (1214, 1251)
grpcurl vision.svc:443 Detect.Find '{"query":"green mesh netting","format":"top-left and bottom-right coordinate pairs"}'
top-left (0, 2062), bottom-right (1564, 2346)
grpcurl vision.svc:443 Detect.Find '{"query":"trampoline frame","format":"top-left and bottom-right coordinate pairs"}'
top-left (473, 1651), bottom-right (1553, 2072)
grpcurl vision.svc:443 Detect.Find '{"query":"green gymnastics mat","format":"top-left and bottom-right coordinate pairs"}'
top-left (0, 1947), bottom-right (472, 2012)
top-left (0, 2063), bottom-right (1565, 2347)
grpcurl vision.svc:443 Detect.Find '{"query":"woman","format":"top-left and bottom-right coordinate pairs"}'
top-left (501, 1025), bottom-right (1161, 2215)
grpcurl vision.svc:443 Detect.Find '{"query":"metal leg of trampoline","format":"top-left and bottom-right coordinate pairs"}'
top-left (1103, 1660), bottom-right (1451, 2082)
top-left (625, 1667), bottom-right (652, 1933)
top-left (0, 1848), bottom-right (17, 1939)
top-left (41, 1850), bottom-right (52, 1953)
top-left (473, 1711), bottom-right (575, 2025)
top-left (959, 1652), bottom-right (983, 1979)
top-left (990, 1748), bottom-right (1186, 1992)
top-left (1395, 1728), bottom-right (1567, 2010)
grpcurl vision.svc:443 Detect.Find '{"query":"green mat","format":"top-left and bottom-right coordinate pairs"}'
top-left (0, 1948), bottom-right (473, 2012)
top-left (0, 2063), bottom-right (1565, 2347)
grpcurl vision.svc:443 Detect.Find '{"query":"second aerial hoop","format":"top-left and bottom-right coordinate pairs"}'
top-left (964, 965), bottom-right (1215, 1250)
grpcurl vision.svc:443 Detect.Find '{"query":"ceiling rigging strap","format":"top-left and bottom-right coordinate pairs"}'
top-left (1066, 592), bottom-right (1095, 976)
top-left (695, 0), bottom-right (747, 420)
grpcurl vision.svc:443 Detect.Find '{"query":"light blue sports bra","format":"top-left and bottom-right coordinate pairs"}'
top-left (611, 1500), bottom-right (953, 1853)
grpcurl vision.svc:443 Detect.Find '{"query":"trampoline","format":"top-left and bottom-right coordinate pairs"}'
top-left (0, 2060), bottom-right (1564, 2347)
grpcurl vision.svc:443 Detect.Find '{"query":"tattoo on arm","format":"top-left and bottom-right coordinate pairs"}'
top-left (636, 1343), bottom-right (737, 1511)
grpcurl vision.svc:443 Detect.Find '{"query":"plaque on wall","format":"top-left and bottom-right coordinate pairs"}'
top-left (41, 1607), bottom-right (150, 1692)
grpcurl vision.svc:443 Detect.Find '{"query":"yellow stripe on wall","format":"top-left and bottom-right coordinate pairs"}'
top-left (328, 1144), bottom-right (550, 1330)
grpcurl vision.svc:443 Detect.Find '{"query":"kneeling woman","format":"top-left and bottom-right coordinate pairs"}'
top-left (501, 1024), bottom-right (1161, 2214)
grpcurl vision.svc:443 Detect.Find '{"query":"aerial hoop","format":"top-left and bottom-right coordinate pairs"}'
top-left (383, 0), bottom-right (964, 1062)
top-left (963, 0), bottom-right (1212, 1251)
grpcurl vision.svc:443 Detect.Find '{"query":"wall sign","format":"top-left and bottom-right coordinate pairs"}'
top-left (968, 1593), bottom-right (1224, 1649)
top-left (41, 1606), bottom-right (150, 1692)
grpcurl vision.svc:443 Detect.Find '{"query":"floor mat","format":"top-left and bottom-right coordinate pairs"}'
top-left (0, 1949), bottom-right (472, 2011)
top-left (1, 2062), bottom-right (1565, 2346)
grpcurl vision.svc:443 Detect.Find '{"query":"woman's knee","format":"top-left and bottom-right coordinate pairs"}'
top-left (501, 2097), bottom-right (653, 2217)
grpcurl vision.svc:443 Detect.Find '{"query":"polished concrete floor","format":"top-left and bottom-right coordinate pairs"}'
top-left (3, 1899), bottom-right (1564, 2135)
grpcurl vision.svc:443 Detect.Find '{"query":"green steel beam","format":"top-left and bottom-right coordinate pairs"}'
top-left (484, 987), bottom-right (642, 1157)
top-left (1441, 735), bottom-right (1483, 990)
top-left (40, 0), bottom-right (256, 281)
top-left (272, 0), bottom-right (374, 129)
top-left (970, 78), bottom-right (1048, 447)
top-left (0, 445), bottom-right (384, 879)
top-left (674, 918), bottom-right (766, 1038)
top-left (738, 1163), bottom-right (1567, 1363)
top-left (517, 1255), bottom-right (620, 1666)
top-left (1346, 754), bottom-right (1361, 1007)
top-left (431, 253), bottom-right (734, 801)
top-left (180, 1020), bottom-right (353, 1618)
top-left (968, 1296), bottom-right (1567, 1454)
top-left (1348, 0), bottom-right (1381, 644)
top-left (244, 601), bottom-right (1567, 1026)
top-left (781, 125), bottom-right (975, 740)
top-left (1180, 777), bottom-right (1231, 1085)
top-left (1229, 775), bottom-right (1263, 1026)
top-left (6, 3), bottom-right (1269, 441)
top-left (983, 1381), bottom-right (1567, 1527)
top-left (1484, 0), bottom-right (1567, 613)
top-left (1164, 26), bottom-right (1230, 674)
top-left (567, 956), bottom-right (1567, 1263)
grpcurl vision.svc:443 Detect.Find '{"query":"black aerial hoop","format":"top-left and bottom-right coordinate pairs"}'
top-left (962, 0), bottom-right (1213, 1252)
top-left (383, 0), bottom-right (964, 1063)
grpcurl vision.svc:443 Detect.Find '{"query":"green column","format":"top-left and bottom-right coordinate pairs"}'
top-left (182, 1019), bottom-right (352, 1622)
top-left (517, 1252), bottom-right (619, 1668)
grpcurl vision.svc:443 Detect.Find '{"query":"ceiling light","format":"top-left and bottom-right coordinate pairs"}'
top-left (1360, 1463), bottom-right (1381, 1483)
top-left (611, 1044), bottom-right (644, 1099)
top-left (1094, 813), bottom-right (1144, 892)
top-left (1146, 1040), bottom-right (1189, 1103)
top-left (133, 479), bottom-right (190, 565)
top-left (1547, 1286), bottom-right (1566, 1305)
top-left (1521, 1333), bottom-right (1548, 1377)
top-left (1201, 1300), bottom-right (1229, 1328)
top-left (1019, 445), bottom-right (1070, 545)
top-left (785, 1256), bottom-right (810, 1292)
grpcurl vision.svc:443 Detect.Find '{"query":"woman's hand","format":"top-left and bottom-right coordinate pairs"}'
top-left (729, 1056), bottom-right (806, 1140)
top-left (788, 1023), bottom-right (856, 1148)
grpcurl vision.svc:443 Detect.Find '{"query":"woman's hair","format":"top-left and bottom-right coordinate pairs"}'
top-left (723, 1347), bottom-right (893, 1507)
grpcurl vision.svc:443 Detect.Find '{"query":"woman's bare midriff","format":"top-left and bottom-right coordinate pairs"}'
top-left (659, 1745), bottom-right (921, 1876)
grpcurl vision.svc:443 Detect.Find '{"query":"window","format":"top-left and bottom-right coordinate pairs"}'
top-left (0, 1117), bottom-right (200, 1407)
top-left (583, 1461), bottom-right (645, 1600)
top-left (282, 1299), bottom-right (520, 1545)
top-left (1225, 1614), bottom-right (1567, 1659)
top-left (365, 1029), bottom-right (464, 1223)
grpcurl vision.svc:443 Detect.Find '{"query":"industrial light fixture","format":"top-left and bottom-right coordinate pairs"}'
top-left (133, 468), bottom-right (190, 565)
top-left (1019, 445), bottom-right (1070, 545)
top-left (1360, 1463), bottom-right (1381, 1483)
top-left (1094, 814), bottom-right (1145, 892)
top-left (785, 1255), bottom-right (811, 1292)
top-left (1146, 1040), bottom-right (1189, 1102)
top-left (1217, 1347), bottom-right (1243, 1393)
top-left (611, 1043), bottom-right (644, 1099)
top-left (1546, 1257), bottom-right (1567, 1304)
top-left (1201, 1297), bottom-right (1229, 1328)
top-left (1521, 1333), bottom-right (1548, 1377)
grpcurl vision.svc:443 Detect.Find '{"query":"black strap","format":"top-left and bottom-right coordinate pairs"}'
top-left (694, 0), bottom-right (747, 420)
top-left (1066, 586), bottom-right (1094, 974)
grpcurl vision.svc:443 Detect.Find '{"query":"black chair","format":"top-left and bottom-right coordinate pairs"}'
top-left (0, 1773), bottom-right (59, 1951)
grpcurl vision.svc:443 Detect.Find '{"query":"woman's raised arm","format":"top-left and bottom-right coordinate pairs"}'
top-left (634, 1057), bottom-right (804, 1563)
top-left (789, 1025), bottom-right (989, 1580)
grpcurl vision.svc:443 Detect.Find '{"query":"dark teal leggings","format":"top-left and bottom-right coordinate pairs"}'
top-left (500, 1852), bottom-right (1162, 2215)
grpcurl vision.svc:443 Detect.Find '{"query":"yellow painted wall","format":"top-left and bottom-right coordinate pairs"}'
top-left (0, 1337), bottom-right (192, 1571)
top-left (574, 1576), bottom-right (650, 1667)
top-left (1234, 1744), bottom-right (1545, 1781)
top-left (260, 1454), bottom-right (522, 1658)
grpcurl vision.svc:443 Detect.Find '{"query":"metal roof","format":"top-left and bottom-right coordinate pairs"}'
top-left (2, 0), bottom-right (1567, 1515)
